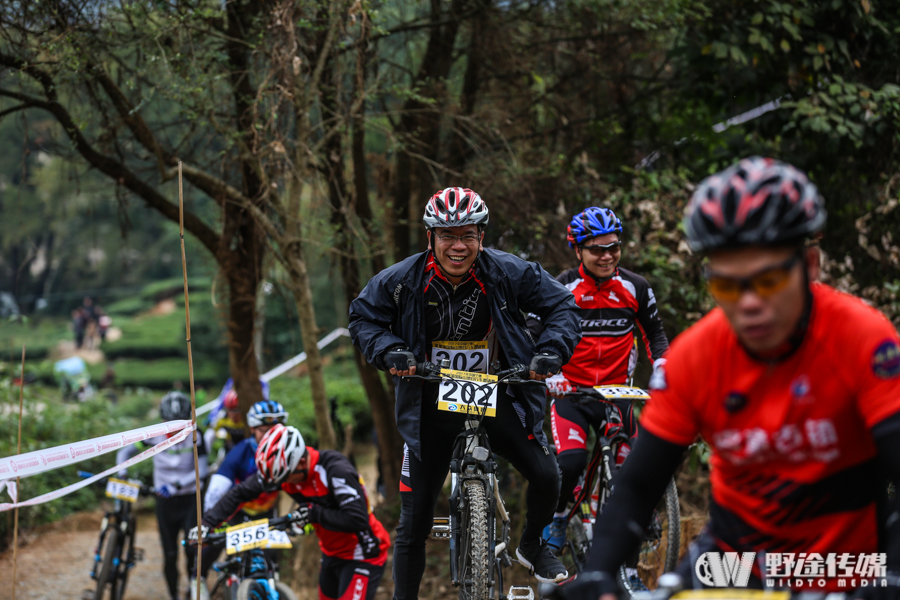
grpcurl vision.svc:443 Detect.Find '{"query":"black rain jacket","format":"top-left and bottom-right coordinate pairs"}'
top-left (349, 248), bottom-right (581, 459)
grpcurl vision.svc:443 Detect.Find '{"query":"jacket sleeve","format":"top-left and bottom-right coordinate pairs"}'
top-left (517, 262), bottom-right (581, 362)
top-left (202, 474), bottom-right (265, 528)
top-left (310, 458), bottom-right (371, 532)
top-left (349, 269), bottom-right (408, 370)
top-left (636, 283), bottom-right (669, 361)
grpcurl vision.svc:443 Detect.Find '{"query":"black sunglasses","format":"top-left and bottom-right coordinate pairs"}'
top-left (580, 241), bottom-right (622, 256)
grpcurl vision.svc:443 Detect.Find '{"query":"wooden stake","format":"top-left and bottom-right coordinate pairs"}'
top-left (178, 162), bottom-right (204, 600)
top-left (12, 344), bottom-right (25, 600)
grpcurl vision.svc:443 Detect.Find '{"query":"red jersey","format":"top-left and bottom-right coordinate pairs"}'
top-left (554, 265), bottom-right (669, 386)
top-left (204, 448), bottom-right (390, 566)
top-left (642, 283), bottom-right (900, 565)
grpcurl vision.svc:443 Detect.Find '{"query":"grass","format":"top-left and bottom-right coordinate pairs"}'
top-left (0, 317), bottom-right (71, 361)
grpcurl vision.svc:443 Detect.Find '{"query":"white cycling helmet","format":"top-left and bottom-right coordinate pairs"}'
top-left (255, 424), bottom-right (306, 489)
top-left (247, 400), bottom-right (288, 428)
top-left (423, 187), bottom-right (489, 230)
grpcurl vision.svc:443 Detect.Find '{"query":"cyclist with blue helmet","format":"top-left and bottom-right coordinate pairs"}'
top-left (529, 206), bottom-right (669, 554)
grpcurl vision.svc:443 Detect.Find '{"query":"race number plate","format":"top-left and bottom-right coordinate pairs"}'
top-left (432, 341), bottom-right (489, 374)
top-left (265, 529), bottom-right (293, 550)
top-left (437, 369), bottom-right (499, 417)
top-left (593, 385), bottom-right (651, 401)
top-left (225, 519), bottom-right (269, 555)
top-left (105, 478), bottom-right (140, 503)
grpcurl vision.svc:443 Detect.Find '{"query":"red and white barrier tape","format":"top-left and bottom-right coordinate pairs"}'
top-left (0, 419), bottom-right (193, 481)
top-left (0, 423), bottom-right (196, 512)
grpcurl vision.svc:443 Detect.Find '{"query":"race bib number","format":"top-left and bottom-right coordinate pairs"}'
top-left (105, 478), bottom-right (140, 503)
top-left (437, 369), bottom-right (499, 417)
top-left (265, 529), bottom-right (293, 550)
top-left (594, 385), bottom-right (650, 401)
top-left (432, 341), bottom-right (489, 374)
top-left (225, 519), bottom-right (269, 555)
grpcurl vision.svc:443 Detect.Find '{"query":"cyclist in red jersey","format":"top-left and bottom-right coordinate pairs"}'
top-left (559, 157), bottom-right (900, 599)
top-left (193, 425), bottom-right (391, 600)
top-left (529, 207), bottom-right (669, 553)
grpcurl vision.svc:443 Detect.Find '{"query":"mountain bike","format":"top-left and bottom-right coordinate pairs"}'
top-left (554, 387), bottom-right (680, 596)
top-left (79, 471), bottom-right (153, 600)
top-left (407, 360), bottom-right (543, 600)
top-left (188, 513), bottom-right (301, 600)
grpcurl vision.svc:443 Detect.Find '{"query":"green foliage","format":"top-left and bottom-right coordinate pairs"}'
top-left (0, 379), bottom-right (158, 550)
top-left (268, 345), bottom-right (370, 447)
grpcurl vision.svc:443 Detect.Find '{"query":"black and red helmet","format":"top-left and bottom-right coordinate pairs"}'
top-left (684, 157), bottom-right (826, 253)
top-left (423, 187), bottom-right (489, 230)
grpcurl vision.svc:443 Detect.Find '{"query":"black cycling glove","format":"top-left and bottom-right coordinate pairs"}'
top-left (529, 351), bottom-right (561, 376)
top-left (384, 348), bottom-right (416, 372)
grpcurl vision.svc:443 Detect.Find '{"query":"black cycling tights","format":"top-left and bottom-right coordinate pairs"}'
top-left (392, 395), bottom-right (560, 600)
top-left (156, 494), bottom-right (198, 599)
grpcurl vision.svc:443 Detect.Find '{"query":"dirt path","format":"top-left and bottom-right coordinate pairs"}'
top-left (0, 508), bottom-right (169, 600)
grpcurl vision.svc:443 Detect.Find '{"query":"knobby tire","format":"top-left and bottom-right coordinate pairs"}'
top-left (617, 477), bottom-right (680, 596)
top-left (94, 526), bottom-right (120, 600)
top-left (236, 579), bottom-right (299, 600)
top-left (458, 480), bottom-right (490, 600)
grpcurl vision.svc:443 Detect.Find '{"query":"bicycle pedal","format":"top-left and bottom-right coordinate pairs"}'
top-left (507, 585), bottom-right (534, 600)
top-left (431, 516), bottom-right (451, 540)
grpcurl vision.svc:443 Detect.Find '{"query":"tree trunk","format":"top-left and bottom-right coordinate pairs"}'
top-left (285, 242), bottom-right (337, 449)
top-left (219, 201), bottom-right (265, 414)
top-left (322, 48), bottom-right (403, 497)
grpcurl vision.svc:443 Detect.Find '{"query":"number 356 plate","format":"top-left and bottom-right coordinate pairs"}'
top-left (225, 518), bottom-right (270, 555)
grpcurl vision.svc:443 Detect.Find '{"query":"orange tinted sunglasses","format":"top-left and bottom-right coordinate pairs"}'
top-left (703, 254), bottom-right (801, 302)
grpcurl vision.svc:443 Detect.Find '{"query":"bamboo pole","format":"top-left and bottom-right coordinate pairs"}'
top-left (178, 162), bottom-right (204, 600)
top-left (12, 345), bottom-right (25, 600)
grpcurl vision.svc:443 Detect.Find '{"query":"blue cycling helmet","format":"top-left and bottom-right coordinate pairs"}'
top-left (247, 400), bottom-right (288, 428)
top-left (567, 207), bottom-right (623, 248)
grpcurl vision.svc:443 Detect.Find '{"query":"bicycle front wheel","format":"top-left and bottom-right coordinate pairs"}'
top-left (457, 480), bottom-right (490, 600)
top-left (114, 518), bottom-right (136, 600)
top-left (236, 579), bottom-right (298, 600)
top-left (94, 527), bottom-right (121, 600)
top-left (618, 477), bottom-right (680, 596)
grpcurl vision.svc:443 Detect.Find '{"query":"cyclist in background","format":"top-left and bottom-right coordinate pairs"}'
top-left (197, 400), bottom-right (288, 596)
top-left (349, 187), bottom-right (582, 595)
top-left (117, 391), bottom-right (209, 600)
top-left (530, 207), bottom-right (669, 553)
top-left (566, 157), bottom-right (900, 598)
top-left (192, 425), bottom-right (390, 600)
top-left (205, 389), bottom-right (248, 463)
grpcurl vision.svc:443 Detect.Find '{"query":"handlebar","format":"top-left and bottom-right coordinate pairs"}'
top-left (409, 361), bottom-right (540, 384)
top-left (186, 512), bottom-right (303, 547)
top-left (78, 470), bottom-right (154, 496)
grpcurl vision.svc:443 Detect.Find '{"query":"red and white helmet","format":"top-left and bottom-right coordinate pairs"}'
top-left (423, 187), bottom-right (489, 230)
top-left (255, 424), bottom-right (306, 488)
top-left (223, 389), bottom-right (239, 410)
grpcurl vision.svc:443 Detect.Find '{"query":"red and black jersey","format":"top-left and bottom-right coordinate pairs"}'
top-left (641, 283), bottom-right (900, 569)
top-left (422, 253), bottom-right (491, 351)
top-left (203, 448), bottom-right (390, 566)
top-left (550, 264), bottom-right (669, 387)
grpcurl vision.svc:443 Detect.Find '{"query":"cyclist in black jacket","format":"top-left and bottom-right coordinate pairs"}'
top-left (349, 187), bottom-right (582, 598)
top-left (194, 425), bottom-right (390, 600)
